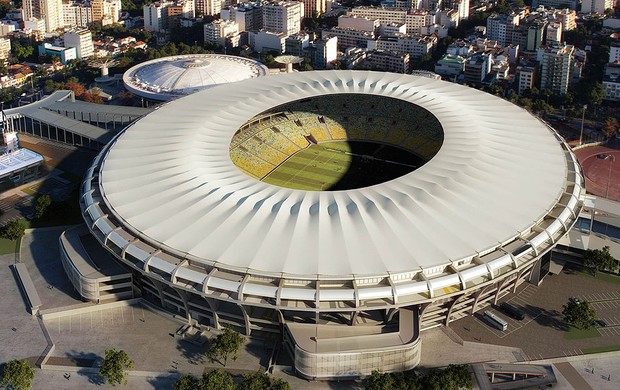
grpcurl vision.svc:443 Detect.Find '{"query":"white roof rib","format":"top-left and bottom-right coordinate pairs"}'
top-left (100, 71), bottom-right (568, 280)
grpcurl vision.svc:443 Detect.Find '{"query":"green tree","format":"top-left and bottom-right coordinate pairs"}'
top-left (270, 377), bottom-right (292, 390)
top-left (365, 370), bottom-right (396, 390)
top-left (11, 40), bottom-right (35, 62)
top-left (299, 58), bottom-right (313, 72)
top-left (587, 82), bottom-right (605, 107)
top-left (99, 348), bottom-right (134, 386)
top-left (1, 219), bottom-right (27, 240)
top-left (206, 326), bottom-right (244, 367)
top-left (237, 371), bottom-right (290, 390)
top-left (583, 246), bottom-right (618, 276)
top-left (562, 300), bottom-right (597, 330)
top-left (0, 359), bottom-right (35, 390)
top-left (200, 369), bottom-right (235, 390)
top-left (173, 374), bottom-right (198, 390)
top-left (602, 117), bottom-right (620, 139)
top-left (34, 195), bottom-right (52, 219)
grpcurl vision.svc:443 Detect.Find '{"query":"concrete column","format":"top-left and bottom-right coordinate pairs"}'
top-left (176, 290), bottom-right (192, 325)
top-left (203, 297), bottom-right (221, 329)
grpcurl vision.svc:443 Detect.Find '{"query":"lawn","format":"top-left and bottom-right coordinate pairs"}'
top-left (570, 264), bottom-right (620, 287)
top-left (0, 237), bottom-right (19, 255)
top-left (563, 325), bottom-right (602, 340)
top-left (582, 344), bottom-right (620, 354)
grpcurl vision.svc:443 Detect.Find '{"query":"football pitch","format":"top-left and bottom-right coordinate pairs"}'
top-left (262, 142), bottom-right (352, 190)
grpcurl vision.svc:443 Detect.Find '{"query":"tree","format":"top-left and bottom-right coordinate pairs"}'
top-left (0, 359), bottom-right (35, 390)
top-left (1, 219), bottom-right (27, 240)
top-left (173, 374), bottom-right (199, 390)
top-left (299, 58), bottom-right (313, 72)
top-left (587, 82), bottom-right (605, 107)
top-left (200, 369), bottom-right (235, 390)
top-left (64, 80), bottom-right (85, 97)
top-left (583, 246), bottom-right (618, 276)
top-left (205, 326), bottom-right (244, 367)
top-left (602, 117), bottom-right (620, 139)
top-left (34, 195), bottom-right (52, 219)
top-left (562, 300), bottom-right (597, 330)
top-left (237, 371), bottom-right (290, 390)
top-left (99, 348), bottom-right (134, 386)
top-left (365, 370), bottom-right (396, 390)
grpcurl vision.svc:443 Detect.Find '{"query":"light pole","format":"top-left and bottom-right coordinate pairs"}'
top-left (579, 104), bottom-right (588, 145)
top-left (606, 155), bottom-right (615, 199)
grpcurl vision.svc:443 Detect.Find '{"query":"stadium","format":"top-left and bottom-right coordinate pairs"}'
top-left (122, 54), bottom-right (269, 101)
top-left (73, 71), bottom-right (583, 379)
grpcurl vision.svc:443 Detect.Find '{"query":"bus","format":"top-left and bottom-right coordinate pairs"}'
top-left (499, 302), bottom-right (525, 320)
top-left (483, 311), bottom-right (508, 331)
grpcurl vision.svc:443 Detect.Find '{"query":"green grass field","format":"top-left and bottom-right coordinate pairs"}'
top-left (582, 343), bottom-right (620, 354)
top-left (263, 142), bottom-right (353, 191)
top-left (563, 325), bottom-right (602, 340)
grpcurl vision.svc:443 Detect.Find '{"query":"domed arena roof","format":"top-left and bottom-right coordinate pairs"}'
top-left (97, 71), bottom-right (574, 280)
top-left (122, 54), bottom-right (269, 101)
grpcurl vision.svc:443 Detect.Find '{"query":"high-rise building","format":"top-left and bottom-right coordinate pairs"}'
top-left (263, 1), bottom-right (303, 36)
top-left (517, 61), bottom-right (538, 95)
top-left (91, 0), bottom-right (122, 26)
top-left (144, 1), bottom-right (174, 32)
top-left (546, 22), bottom-right (562, 47)
top-left (526, 19), bottom-right (547, 51)
top-left (63, 2), bottom-right (93, 28)
top-left (551, 8), bottom-right (576, 31)
top-left (310, 35), bottom-right (337, 69)
top-left (221, 3), bottom-right (263, 32)
top-left (301, 0), bottom-right (325, 18)
top-left (610, 42), bottom-right (620, 63)
top-left (486, 13), bottom-right (519, 46)
top-left (24, 0), bottom-right (63, 33)
top-left (581, 0), bottom-right (614, 14)
top-left (204, 20), bottom-right (240, 47)
top-left (537, 44), bottom-right (574, 95)
top-left (64, 28), bottom-right (94, 59)
top-left (0, 37), bottom-right (11, 62)
top-left (195, 0), bottom-right (223, 16)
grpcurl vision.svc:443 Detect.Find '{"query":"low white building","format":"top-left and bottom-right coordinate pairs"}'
top-left (322, 27), bottom-right (375, 50)
top-left (378, 23), bottom-right (406, 37)
top-left (371, 34), bottom-right (436, 59)
top-left (434, 54), bottom-right (466, 78)
top-left (338, 15), bottom-right (378, 32)
top-left (249, 30), bottom-right (288, 53)
top-left (310, 35), bottom-right (337, 69)
top-left (0, 22), bottom-right (16, 37)
top-left (420, 24), bottom-right (448, 38)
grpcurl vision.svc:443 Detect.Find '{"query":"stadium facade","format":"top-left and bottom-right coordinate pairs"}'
top-left (70, 71), bottom-right (584, 379)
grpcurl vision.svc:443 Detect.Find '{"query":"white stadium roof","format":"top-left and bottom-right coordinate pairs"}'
top-left (99, 71), bottom-right (569, 279)
top-left (122, 54), bottom-right (269, 101)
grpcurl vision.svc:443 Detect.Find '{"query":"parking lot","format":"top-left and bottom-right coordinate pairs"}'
top-left (452, 268), bottom-right (620, 361)
top-left (471, 285), bottom-right (543, 339)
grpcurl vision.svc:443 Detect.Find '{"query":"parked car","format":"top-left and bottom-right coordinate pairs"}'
top-left (595, 320), bottom-right (608, 327)
top-left (569, 297), bottom-right (581, 305)
top-left (499, 302), bottom-right (525, 320)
